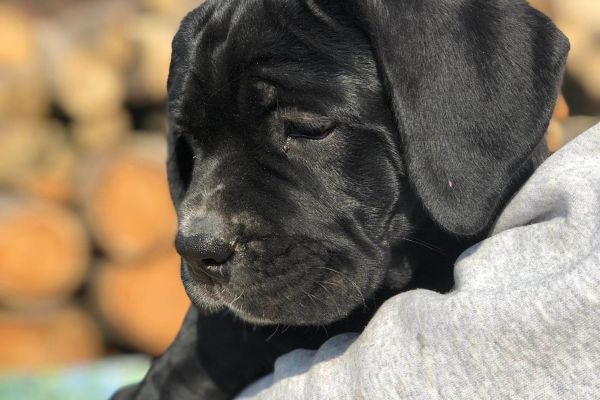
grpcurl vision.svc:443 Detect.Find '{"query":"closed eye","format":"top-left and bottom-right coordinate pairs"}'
top-left (286, 119), bottom-right (336, 140)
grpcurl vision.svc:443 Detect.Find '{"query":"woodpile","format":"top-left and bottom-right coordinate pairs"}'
top-left (0, 0), bottom-right (195, 368)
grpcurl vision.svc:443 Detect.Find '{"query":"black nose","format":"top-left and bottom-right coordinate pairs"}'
top-left (175, 232), bottom-right (234, 282)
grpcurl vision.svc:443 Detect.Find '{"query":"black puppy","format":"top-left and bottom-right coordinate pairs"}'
top-left (114, 0), bottom-right (568, 398)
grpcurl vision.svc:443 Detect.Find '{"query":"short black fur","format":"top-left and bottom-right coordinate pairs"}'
top-left (113, 0), bottom-right (568, 398)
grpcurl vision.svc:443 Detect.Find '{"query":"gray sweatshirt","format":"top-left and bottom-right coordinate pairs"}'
top-left (237, 123), bottom-right (600, 400)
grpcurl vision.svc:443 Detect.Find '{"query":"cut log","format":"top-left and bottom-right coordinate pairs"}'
top-left (0, 66), bottom-right (50, 120)
top-left (81, 4), bottom-right (135, 71)
top-left (129, 15), bottom-right (176, 102)
top-left (552, 94), bottom-right (569, 121)
top-left (92, 248), bottom-right (190, 355)
top-left (0, 120), bottom-right (75, 204)
top-left (0, 5), bottom-right (37, 68)
top-left (0, 121), bottom-right (45, 187)
top-left (0, 305), bottom-right (104, 370)
top-left (17, 158), bottom-right (76, 205)
top-left (0, 198), bottom-right (90, 307)
top-left (78, 134), bottom-right (177, 261)
top-left (17, 130), bottom-right (77, 205)
top-left (53, 48), bottom-right (126, 120)
top-left (0, 5), bottom-right (48, 119)
top-left (71, 109), bottom-right (132, 154)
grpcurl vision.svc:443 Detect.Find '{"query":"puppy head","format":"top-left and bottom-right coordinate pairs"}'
top-left (167, 0), bottom-right (568, 325)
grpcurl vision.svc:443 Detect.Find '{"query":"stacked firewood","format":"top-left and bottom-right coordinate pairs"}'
top-left (0, 0), bottom-right (198, 369)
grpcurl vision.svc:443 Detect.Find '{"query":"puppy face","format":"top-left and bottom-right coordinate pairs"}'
top-left (168, 1), bottom-right (413, 325)
top-left (167, 0), bottom-right (568, 325)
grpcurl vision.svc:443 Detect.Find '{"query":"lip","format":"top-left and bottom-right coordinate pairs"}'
top-left (181, 262), bottom-right (226, 308)
top-left (182, 260), bottom-right (219, 285)
top-left (203, 262), bottom-right (229, 279)
top-left (212, 285), bottom-right (284, 325)
top-left (182, 261), bottom-right (363, 325)
top-left (226, 303), bottom-right (275, 325)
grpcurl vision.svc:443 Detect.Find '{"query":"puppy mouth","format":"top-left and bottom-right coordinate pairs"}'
top-left (183, 259), bottom-right (229, 285)
top-left (179, 237), bottom-right (378, 325)
top-left (181, 258), bottom-right (235, 289)
top-left (181, 264), bottom-right (379, 326)
top-left (181, 261), bottom-right (280, 324)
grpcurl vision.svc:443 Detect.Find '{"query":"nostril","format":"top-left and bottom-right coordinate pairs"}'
top-left (202, 242), bottom-right (234, 264)
top-left (175, 232), bottom-right (235, 281)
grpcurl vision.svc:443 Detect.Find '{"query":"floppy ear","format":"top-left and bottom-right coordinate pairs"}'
top-left (345, 0), bottom-right (569, 235)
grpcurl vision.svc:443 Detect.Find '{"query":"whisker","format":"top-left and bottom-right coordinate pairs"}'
top-left (316, 282), bottom-right (342, 316)
top-left (317, 266), bottom-right (367, 310)
top-left (403, 236), bottom-right (449, 256)
top-left (321, 280), bottom-right (345, 291)
top-left (266, 324), bottom-right (280, 342)
top-left (228, 290), bottom-right (245, 310)
top-left (302, 289), bottom-right (321, 307)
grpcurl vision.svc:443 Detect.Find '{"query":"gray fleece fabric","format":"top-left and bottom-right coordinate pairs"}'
top-left (237, 123), bottom-right (600, 400)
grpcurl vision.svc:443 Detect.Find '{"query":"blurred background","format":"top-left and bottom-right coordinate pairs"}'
top-left (0, 0), bottom-right (599, 398)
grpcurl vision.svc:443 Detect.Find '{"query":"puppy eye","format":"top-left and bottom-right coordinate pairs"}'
top-left (286, 120), bottom-right (335, 140)
top-left (173, 134), bottom-right (194, 191)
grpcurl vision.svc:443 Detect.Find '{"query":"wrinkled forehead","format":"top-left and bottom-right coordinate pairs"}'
top-left (167, 0), bottom-right (377, 117)
top-left (176, 0), bottom-right (271, 70)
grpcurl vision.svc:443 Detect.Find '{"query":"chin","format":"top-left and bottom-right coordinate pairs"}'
top-left (181, 261), bottom-right (367, 326)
